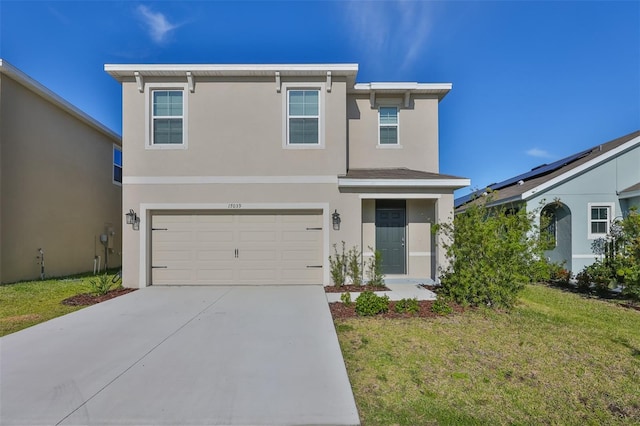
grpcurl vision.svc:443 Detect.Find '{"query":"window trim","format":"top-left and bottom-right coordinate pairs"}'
top-left (145, 83), bottom-right (188, 150)
top-left (378, 105), bottom-right (400, 147)
top-left (112, 144), bottom-right (122, 186)
top-left (282, 82), bottom-right (325, 149)
top-left (587, 202), bottom-right (615, 239)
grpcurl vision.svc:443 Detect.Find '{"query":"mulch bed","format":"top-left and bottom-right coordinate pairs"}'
top-left (324, 285), bottom-right (390, 293)
top-left (329, 300), bottom-right (465, 319)
top-left (620, 303), bottom-right (640, 312)
top-left (62, 288), bottom-right (136, 306)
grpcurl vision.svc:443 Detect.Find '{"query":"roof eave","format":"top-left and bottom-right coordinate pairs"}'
top-left (338, 177), bottom-right (470, 189)
top-left (1, 59), bottom-right (121, 142)
top-left (521, 135), bottom-right (640, 200)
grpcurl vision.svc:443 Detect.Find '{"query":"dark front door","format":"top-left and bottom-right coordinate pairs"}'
top-left (375, 200), bottom-right (406, 274)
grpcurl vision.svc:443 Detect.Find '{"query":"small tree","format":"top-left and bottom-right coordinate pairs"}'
top-left (433, 195), bottom-right (547, 309)
top-left (366, 247), bottom-right (385, 286)
top-left (328, 242), bottom-right (347, 286)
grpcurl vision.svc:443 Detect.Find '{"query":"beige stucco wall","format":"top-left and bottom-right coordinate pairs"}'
top-left (121, 77), bottom-right (348, 178)
top-left (121, 183), bottom-right (361, 287)
top-left (347, 95), bottom-right (440, 172)
top-left (0, 74), bottom-right (122, 283)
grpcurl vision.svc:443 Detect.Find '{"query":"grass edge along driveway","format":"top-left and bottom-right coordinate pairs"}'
top-left (0, 274), bottom-right (103, 337)
top-left (336, 284), bottom-right (640, 426)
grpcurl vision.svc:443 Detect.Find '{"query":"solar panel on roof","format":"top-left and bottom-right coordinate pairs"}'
top-left (454, 147), bottom-right (594, 208)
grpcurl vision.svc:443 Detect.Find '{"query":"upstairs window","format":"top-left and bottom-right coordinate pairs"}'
top-left (113, 145), bottom-right (122, 185)
top-left (152, 89), bottom-right (184, 145)
top-left (379, 106), bottom-right (399, 145)
top-left (287, 89), bottom-right (320, 145)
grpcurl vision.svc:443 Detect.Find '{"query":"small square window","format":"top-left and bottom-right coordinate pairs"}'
top-left (379, 106), bottom-right (399, 145)
top-left (588, 204), bottom-right (613, 238)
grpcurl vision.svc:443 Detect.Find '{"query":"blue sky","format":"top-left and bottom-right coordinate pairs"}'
top-left (2, 1), bottom-right (638, 196)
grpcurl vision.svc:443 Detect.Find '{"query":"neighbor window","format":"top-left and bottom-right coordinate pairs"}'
top-left (588, 203), bottom-right (614, 238)
top-left (287, 89), bottom-right (319, 145)
top-left (113, 146), bottom-right (122, 185)
top-left (379, 106), bottom-right (398, 145)
top-left (152, 89), bottom-right (184, 145)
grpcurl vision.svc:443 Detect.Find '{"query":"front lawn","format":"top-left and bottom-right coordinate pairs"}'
top-left (0, 273), bottom-right (118, 337)
top-left (335, 284), bottom-right (640, 425)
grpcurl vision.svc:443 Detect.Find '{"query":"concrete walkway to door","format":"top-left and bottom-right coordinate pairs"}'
top-left (0, 286), bottom-right (360, 426)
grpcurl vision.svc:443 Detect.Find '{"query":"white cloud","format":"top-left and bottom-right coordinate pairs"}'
top-left (343, 1), bottom-right (433, 73)
top-left (526, 148), bottom-right (553, 158)
top-left (137, 5), bottom-right (178, 44)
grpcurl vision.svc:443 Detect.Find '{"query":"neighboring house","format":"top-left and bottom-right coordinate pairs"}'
top-left (455, 130), bottom-right (640, 274)
top-left (0, 59), bottom-right (122, 283)
top-left (105, 63), bottom-right (469, 288)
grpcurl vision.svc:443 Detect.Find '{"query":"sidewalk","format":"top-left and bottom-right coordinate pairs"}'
top-left (325, 282), bottom-right (437, 303)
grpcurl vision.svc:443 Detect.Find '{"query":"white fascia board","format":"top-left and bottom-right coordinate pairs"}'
top-left (521, 135), bottom-right (640, 200)
top-left (1, 59), bottom-right (121, 142)
top-left (105, 63), bottom-right (359, 79)
top-left (338, 178), bottom-right (470, 189)
top-left (353, 82), bottom-right (452, 92)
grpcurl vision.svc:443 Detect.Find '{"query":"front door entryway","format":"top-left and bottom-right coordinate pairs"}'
top-left (375, 200), bottom-right (406, 274)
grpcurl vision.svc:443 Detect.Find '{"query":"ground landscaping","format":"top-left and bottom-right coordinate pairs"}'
top-left (0, 271), bottom-right (131, 337)
top-left (334, 283), bottom-right (640, 425)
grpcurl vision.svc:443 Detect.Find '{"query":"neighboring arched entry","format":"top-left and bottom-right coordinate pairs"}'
top-left (541, 202), bottom-right (572, 271)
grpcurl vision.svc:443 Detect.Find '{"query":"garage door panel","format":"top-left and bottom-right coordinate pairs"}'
top-left (151, 212), bottom-right (323, 286)
top-left (198, 231), bottom-right (234, 242)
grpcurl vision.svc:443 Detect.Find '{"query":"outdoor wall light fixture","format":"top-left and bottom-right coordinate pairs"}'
top-left (332, 209), bottom-right (341, 230)
top-left (126, 209), bottom-right (140, 231)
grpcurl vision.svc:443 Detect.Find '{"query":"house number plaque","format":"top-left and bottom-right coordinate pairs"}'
top-left (227, 203), bottom-right (242, 209)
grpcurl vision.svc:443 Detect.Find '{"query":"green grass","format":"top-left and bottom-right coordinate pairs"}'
top-left (335, 284), bottom-right (640, 425)
top-left (0, 273), bottom-right (104, 336)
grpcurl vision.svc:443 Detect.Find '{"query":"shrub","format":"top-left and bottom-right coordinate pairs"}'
top-left (329, 242), bottom-right (347, 286)
top-left (340, 291), bottom-right (353, 306)
top-left (366, 247), bottom-right (385, 286)
top-left (575, 271), bottom-right (592, 292)
top-left (431, 297), bottom-right (453, 315)
top-left (355, 291), bottom-right (389, 316)
top-left (433, 195), bottom-right (547, 309)
top-left (346, 246), bottom-right (363, 286)
top-left (89, 273), bottom-right (116, 296)
top-left (394, 298), bottom-right (419, 314)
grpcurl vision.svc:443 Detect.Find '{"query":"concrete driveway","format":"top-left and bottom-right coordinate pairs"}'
top-left (0, 286), bottom-right (360, 425)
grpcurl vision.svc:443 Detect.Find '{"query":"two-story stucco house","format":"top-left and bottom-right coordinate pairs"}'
top-left (1, 59), bottom-right (122, 283)
top-left (455, 130), bottom-right (640, 274)
top-left (105, 63), bottom-right (469, 288)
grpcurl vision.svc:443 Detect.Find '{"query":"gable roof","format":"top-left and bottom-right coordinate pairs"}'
top-left (0, 59), bottom-right (120, 142)
top-left (455, 130), bottom-right (640, 209)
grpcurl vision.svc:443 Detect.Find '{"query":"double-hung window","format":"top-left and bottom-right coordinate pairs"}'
top-left (113, 145), bottom-right (122, 185)
top-left (379, 106), bottom-right (399, 145)
top-left (588, 203), bottom-right (614, 238)
top-left (287, 89), bottom-right (320, 145)
top-left (152, 90), bottom-right (184, 145)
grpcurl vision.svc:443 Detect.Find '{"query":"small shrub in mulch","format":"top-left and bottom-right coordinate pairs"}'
top-left (324, 284), bottom-right (389, 293)
top-left (329, 300), bottom-right (465, 319)
top-left (62, 288), bottom-right (136, 306)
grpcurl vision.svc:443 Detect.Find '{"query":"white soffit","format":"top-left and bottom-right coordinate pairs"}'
top-left (104, 63), bottom-right (359, 79)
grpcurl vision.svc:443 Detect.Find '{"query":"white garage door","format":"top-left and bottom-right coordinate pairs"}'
top-left (151, 212), bottom-right (323, 285)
